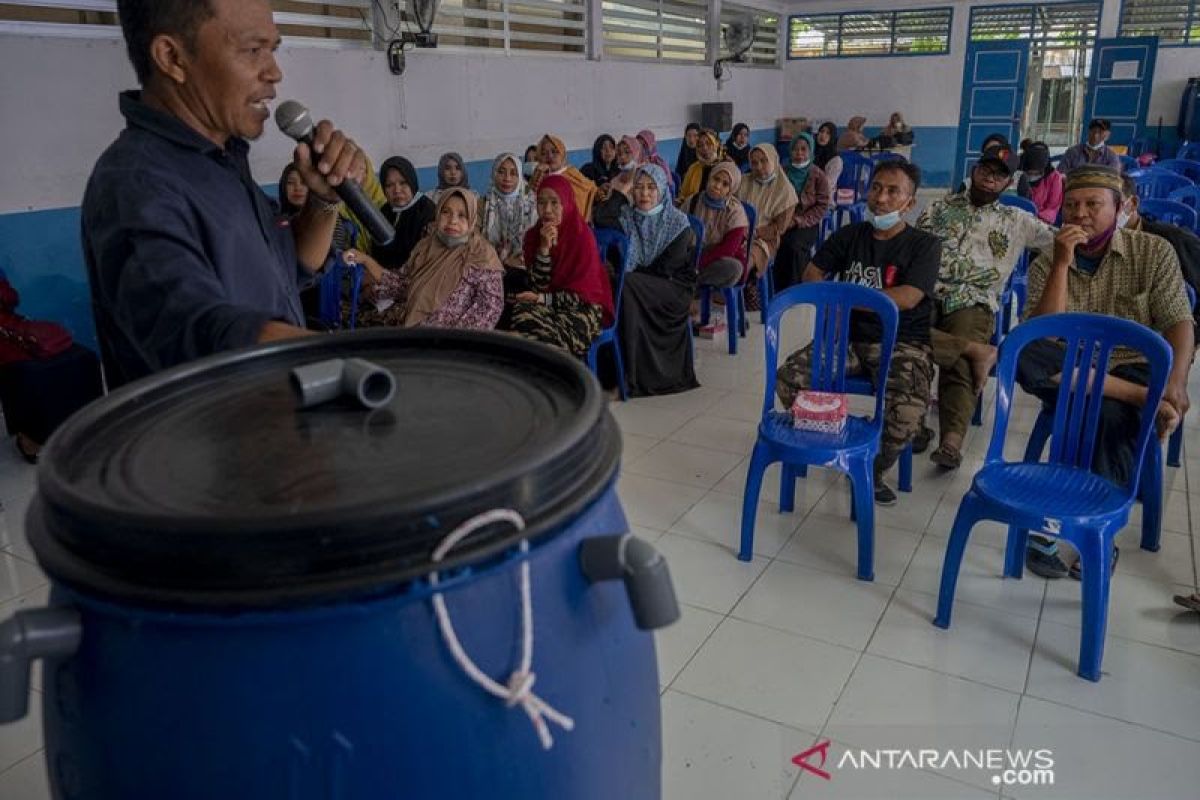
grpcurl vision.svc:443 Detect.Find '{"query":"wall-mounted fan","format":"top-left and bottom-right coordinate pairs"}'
top-left (714, 14), bottom-right (755, 86)
top-left (406, 0), bottom-right (440, 47)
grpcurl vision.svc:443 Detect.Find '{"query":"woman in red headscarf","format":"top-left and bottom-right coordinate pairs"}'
top-left (507, 175), bottom-right (614, 356)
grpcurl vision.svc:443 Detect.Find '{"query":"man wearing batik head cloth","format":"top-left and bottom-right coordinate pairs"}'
top-left (1019, 165), bottom-right (1195, 579)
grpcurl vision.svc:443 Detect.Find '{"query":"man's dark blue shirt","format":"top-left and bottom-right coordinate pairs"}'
top-left (82, 91), bottom-right (306, 387)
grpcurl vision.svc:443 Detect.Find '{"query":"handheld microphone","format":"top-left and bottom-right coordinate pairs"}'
top-left (275, 100), bottom-right (394, 245)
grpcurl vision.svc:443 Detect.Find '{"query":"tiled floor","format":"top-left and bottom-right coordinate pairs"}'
top-left (2, 318), bottom-right (1199, 798)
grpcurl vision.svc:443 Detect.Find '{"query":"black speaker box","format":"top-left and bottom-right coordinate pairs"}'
top-left (701, 102), bottom-right (733, 133)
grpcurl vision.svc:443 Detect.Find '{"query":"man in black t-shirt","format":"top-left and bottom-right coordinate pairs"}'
top-left (777, 162), bottom-right (941, 505)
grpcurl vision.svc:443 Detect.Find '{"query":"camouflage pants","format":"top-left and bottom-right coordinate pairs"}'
top-left (776, 341), bottom-right (935, 474)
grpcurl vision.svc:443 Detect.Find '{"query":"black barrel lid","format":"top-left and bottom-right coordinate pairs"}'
top-left (29, 329), bottom-right (620, 609)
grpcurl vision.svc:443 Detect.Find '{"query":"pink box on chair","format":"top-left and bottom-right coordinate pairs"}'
top-left (790, 390), bottom-right (848, 434)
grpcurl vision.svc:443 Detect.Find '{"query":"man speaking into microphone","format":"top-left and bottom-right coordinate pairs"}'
top-left (83, 0), bottom-right (370, 387)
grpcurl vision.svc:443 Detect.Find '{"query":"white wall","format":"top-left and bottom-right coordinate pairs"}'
top-left (783, 0), bottom-right (969, 128)
top-left (0, 35), bottom-right (785, 214)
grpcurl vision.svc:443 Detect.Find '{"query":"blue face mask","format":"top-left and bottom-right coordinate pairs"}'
top-left (635, 202), bottom-right (665, 217)
top-left (866, 209), bottom-right (903, 231)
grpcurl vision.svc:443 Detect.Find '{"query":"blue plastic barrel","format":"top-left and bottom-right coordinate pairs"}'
top-left (3, 329), bottom-right (677, 799)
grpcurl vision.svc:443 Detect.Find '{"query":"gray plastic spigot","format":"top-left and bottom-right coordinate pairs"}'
top-left (579, 534), bottom-right (680, 630)
top-left (291, 358), bottom-right (396, 410)
top-left (0, 607), bottom-right (82, 723)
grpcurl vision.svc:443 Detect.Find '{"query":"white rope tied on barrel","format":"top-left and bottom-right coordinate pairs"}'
top-left (428, 508), bottom-right (575, 750)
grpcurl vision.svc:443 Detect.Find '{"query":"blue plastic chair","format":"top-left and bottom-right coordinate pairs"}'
top-left (837, 152), bottom-right (873, 205)
top-left (738, 282), bottom-right (900, 580)
top-left (686, 215), bottom-right (705, 359)
top-left (699, 201), bottom-right (755, 355)
top-left (588, 228), bottom-right (631, 400)
top-left (833, 199), bottom-right (868, 232)
top-left (1118, 154), bottom-right (1139, 172)
top-left (934, 313), bottom-right (1172, 681)
top-left (1155, 158), bottom-right (1200, 183)
top-left (1168, 184), bottom-right (1200, 214)
top-left (999, 194), bottom-right (1038, 216)
top-left (1138, 199), bottom-right (1199, 232)
top-left (970, 262), bottom-right (1025, 427)
top-left (1130, 168), bottom-right (1193, 200)
top-left (317, 219), bottom-right (364, 331)
top-left (1178, 142), bottom-right (1200, 162)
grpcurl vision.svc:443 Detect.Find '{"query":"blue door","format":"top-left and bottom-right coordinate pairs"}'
top-left (954, 40), bottom-right (1030, 187)
top-left (1082, 37), bottom-right (1158, 148)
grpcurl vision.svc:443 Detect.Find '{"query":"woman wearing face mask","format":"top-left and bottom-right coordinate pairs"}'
top-left (506, 175), bottom-right (613, 356)
top-left (530, 134), bottom-right (597, 223)
top-left (478, 152), bottom-right (537, 271)
top-left (813, 122), bottom-right (843, 200)
top-left (368, 156), bottom-right (438, 271)
top-left (737, 144), bottom-right (797, 309)
top-left (592, 135), bottom-right (645, 229)
top-left (522, 145), bottom-right (540, 180)
top-left (677, 129), bottom-right (724, 204)
top-left (343, 188), bottom-right (503, 330)
top-left (430, 152), bottom-right (470, 205)
top-left (616, 164), bottom-right (700, 396)
top-left (1017, 141), bottom-right (1063, 225)
top-left (676, 122), bottom-right (701, 178)
top-left (682, 161), bottom-right (750, 301)
top-left (581, 134), bottom-right (620, 187)
top-left (774, 132), bottom-right (831, 291)
top-left (725, 123), bottom-right (752, 170)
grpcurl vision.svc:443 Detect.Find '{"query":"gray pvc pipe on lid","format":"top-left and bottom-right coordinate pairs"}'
top-left (291, 358), bottom-right (396, 410)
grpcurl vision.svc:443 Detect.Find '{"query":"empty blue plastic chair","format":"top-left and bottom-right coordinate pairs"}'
top-left (934, 313), bottom-right (1172, 681)
top-left (1130, 168), bottom-right (1193, 200)
top-left (838, 151), bottom-right (873, 204)
top-left (1178, 142), bottom-right (1200, 162)
top-left (1168, 184), bottom-right (1200, 214)
top-left (833, 199), bottom-right (868, 231)
top-left (1138, 199), bottom-right (1199, 232)
top-left (699, 201), bottom-right (756, 355)
top-left (739, 282), bottom-right (900, 580)
top-left (1155, 158), bottom-right (1200, 183)
top-left (588, 228), bottom-right (631, 400)
top-left (999, 194), bottom-right (1038, 216)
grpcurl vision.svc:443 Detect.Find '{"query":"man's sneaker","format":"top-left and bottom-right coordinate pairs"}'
top-left (911, 425), bottom-right (935, 454)
top-left (1026, 546), bottom-right (1070, 579)
top-left (874, 480), bottom-right (898, 506)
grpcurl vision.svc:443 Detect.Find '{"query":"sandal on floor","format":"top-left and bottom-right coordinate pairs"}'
top-left (929, 444), bottom-right (962, 470)
top-left (1173, 593), bottom-right (1200, 613)
top-left (1068, 547), bottom-right (1119, 581)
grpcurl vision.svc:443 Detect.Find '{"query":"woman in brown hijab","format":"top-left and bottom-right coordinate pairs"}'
top-left (837, 116), bottom-right (869, 150)
top-left (531, 134), bottom-right (597, 222)
top-left (344, 188), bottom-right (504, 330)
top-left (736, 143), bottom-right (798, 298)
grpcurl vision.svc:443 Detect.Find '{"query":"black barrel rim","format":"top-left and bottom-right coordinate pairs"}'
top-left (30, 329), bottom-right (621, 609)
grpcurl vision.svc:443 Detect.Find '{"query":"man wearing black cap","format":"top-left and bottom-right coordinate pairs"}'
top-left (1059, 118), bottom-right (1122, 173)
top-left (915, 144), bottom-right (1056, 468)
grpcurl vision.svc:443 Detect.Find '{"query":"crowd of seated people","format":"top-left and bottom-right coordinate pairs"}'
top-left (276, 121), bottom-right (1200, 565)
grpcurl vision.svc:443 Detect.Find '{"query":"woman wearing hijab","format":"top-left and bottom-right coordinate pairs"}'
top-left (813, 121), bottom-right (843, 199)
top-left (837, 116), bottom-right (869, 151)
top-left (725, 123), bottom-right (752, 170)
top-left (682, 161), bottom-right (750, 295)
top-left (508, 175), bottom-right (613, 356)
top-left (774, 132), bottom-right (831, 291)
top-left (592, 135), bottom-right (645, 229)
top-left (370, 156), bottom-right (438, 271)
top-left (1018, 141), bottom-right (1063, 224)
top-left (677, 129), bottom-right (724, 203)
top-left (343, 188), bottom-right (503, 330)
top-left (581, 134), bottom-right (620, 186)
top-left (278, 164), bottom-right (309, 218)
top-left (736, 143), bottom-right (798, 308)
top-left (430, 152), bottom-right (470, 204)
top-left (478, 152), bottom-right (538, 269)
top-left (636, 129), bottom-right (675, 193)
top-left (531, 134), bottom-right (597, 223)
top-left (613, 164), bottom-right (699, 396)
top-left (675, 122), bottom-right (701, 178)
